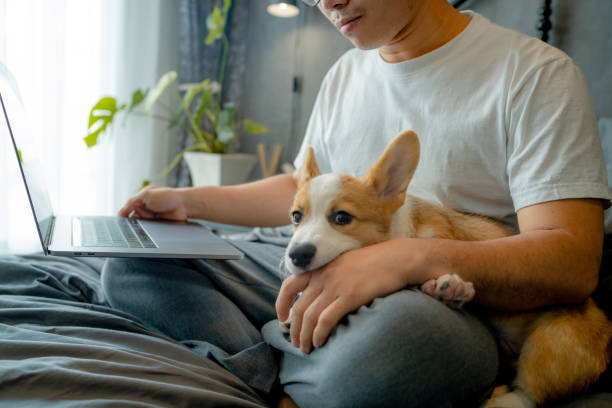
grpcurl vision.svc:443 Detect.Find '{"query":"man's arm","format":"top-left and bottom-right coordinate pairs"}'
top-left (276, 197), bottom-right (604, 353)
top-left (412, 198), bottom-right (604, 311)
top-left (118, 173), bottom-right (297, 227)
top-left (182, 173), bottom-right (297, 227)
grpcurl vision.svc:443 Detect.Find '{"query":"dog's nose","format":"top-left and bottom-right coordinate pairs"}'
top-left (289, 243), bottom-right (317, 268)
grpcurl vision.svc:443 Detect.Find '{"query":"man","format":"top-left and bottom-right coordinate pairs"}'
top-left (102, 0), bottom-right (611, 406)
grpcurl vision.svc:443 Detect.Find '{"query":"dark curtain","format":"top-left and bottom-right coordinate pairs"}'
top-left (168, 0), bottom-right (249, 187)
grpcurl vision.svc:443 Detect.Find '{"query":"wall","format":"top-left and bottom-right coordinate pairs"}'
top-left (241, 3), bottom-right (351, 177)
top-left (240, 0), bottom-right (612, 178)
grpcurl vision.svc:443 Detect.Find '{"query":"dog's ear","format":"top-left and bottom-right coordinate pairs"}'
top-left (364, 130), bottom-right (420, 201)
top-left (298, 146), bottom-right (321, 188)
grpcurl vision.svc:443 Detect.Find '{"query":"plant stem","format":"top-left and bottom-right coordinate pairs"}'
top-left (216, 33), bottom-right (230, 109)
top-left (130, 111), bottom-right (172, 122)
top-left (212, 26), bottom-right (230, 137)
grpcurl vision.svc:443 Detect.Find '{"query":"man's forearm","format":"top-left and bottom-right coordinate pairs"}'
top-left (465, 231), bottom-right (601, 310)
top-left (385, 198), bottom-right (603, 312)
top-left (180, 173), bottom-right (297, 227)
top-left (391, 229), bottom-right (601, 312)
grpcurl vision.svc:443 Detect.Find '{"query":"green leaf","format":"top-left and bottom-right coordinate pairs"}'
top-left (217, 102), bottom-right (237, 143)
top-left (167, 104), bottom-right (185, 129)
top-left (139, 180), bottom-right (150, 190)
top-left (217, 128), bottom-right (234, 144)
top-left (85, 96), bottom-right (118, 147)
top-left (194, 87), bottom-right (214, 125)
top-left (223, 0), bottom-right (231, 13)
top-left (212, 139), bottom-right (225, 153)
top-left (242, 118), bottom-right (269, 134)
top-left (182, 79), bottom-right (211, 109)
top-left (222, 101), bottom-right (236, 114)
top-left (17, 149), bottom-right (23, 163)
top-left (88, 97), bottom-right (117, 128)
top-left (83, 132), bottom-right (100, 148)
top-left (145, 71), bottom-right (178, 114)
top-left (205, 6), bottom-right (224, 45)
top-left (205, 27), bottom-right (218, 45)
top-left (129, 89), bottom-right (148, 113)
top-left (183, 88), bottom-right (199, 109)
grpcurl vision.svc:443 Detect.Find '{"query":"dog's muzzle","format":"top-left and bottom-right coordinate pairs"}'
top-left (288, 243), bottom-right (317, 268)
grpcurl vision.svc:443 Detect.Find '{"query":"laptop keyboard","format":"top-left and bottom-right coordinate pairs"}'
top-left (79, 217), bottom-right (157, 248)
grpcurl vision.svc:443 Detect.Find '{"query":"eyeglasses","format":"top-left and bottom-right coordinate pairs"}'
top-left (300, 0), bottom-right (321, 6)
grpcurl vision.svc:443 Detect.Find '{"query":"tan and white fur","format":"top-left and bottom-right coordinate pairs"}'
top-left (284, 130), bottom-right (612, 408)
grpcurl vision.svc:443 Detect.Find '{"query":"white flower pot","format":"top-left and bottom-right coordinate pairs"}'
top-left (183, 152), bottom-right (258, 187)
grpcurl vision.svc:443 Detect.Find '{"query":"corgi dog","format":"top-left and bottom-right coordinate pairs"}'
top-left (283, 130), bottom-right (612, 408)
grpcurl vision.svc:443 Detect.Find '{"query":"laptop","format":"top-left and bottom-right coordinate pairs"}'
top-left (0, 67), bottom-right (243, 260)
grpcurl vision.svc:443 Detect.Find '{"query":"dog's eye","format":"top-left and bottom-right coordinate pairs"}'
top-left (332, 211), bottom-right (353, 226)
top-left (291, 211), bottom-right (303, 225)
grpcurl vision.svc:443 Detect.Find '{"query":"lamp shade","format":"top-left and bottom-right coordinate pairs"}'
top-left (267, 0), bottom-right (299, 18)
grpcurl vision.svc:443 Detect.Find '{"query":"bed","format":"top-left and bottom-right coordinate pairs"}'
top-left (1, 239), bottom-right (612, 407)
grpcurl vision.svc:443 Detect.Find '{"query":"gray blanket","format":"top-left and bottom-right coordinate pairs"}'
top-left (1, 224), bottom-right (611, 407)
top-left (0, 254), bottom-right (267, 407)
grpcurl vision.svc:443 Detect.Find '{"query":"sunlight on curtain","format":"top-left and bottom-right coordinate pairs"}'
top-left (0, 0), bottom-right (121, 254)
top-left (0, 0), bottom-right (178, 254)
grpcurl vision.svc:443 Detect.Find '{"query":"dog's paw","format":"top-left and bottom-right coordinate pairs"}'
top-left (279, 306), bottom-right (293, 335)
top-left (483, 388), bottom-right (535, 408)
top-left (279, 319), bottom-right (291, 333)
top-left (420, 273), bottom-right (475, 308)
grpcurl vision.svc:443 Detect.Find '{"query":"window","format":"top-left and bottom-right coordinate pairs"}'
top-left (0, 0), bottom-right (176, 254)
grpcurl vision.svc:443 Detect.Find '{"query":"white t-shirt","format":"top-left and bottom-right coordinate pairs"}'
top-left (294, 11), bottom-right (612, 232)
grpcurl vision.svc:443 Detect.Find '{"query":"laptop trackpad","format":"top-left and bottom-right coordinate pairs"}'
top-left (138, 219), bottom-right (226, 247)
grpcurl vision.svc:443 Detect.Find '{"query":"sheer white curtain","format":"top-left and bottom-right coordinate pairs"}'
top-left (0, 0), bottom-right (178, 254)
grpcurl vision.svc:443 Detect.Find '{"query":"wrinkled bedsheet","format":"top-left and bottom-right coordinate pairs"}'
top-left (0, 254), bottom-right (267, 407)
top-left (1, 238), bottom-right (612, 407)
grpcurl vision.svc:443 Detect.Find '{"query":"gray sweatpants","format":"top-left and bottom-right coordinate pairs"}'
top-left (101, 226), bottom-right (499, 407)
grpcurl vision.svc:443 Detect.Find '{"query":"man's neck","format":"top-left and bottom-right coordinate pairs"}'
top-left (379, 1), bottom-right (470, 63)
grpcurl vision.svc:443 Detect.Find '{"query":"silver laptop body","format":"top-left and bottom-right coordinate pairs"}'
top-left (0, 70), bottom-right (243, 260)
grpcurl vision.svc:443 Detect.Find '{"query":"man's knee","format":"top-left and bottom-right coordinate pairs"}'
top-left (284, 290), bottom-right (498, 408)
top-left (102, 257), bottom-right (142, 288)
top-left (101, 257), bottom-right (171, 306)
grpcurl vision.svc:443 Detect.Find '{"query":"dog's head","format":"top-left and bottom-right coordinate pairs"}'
top-left (284, 130), bottom-right (420, 275)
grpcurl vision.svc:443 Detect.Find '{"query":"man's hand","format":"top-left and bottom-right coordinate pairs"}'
top-left (275, 240), bottom-right (429, 354)
top-left (118, 185), bottom-right (189, 221)
top-left (116, 174), bottom-right (297, 227)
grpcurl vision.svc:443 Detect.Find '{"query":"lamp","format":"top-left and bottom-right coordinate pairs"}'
top-left (267, 0), bottom-right (300, 18)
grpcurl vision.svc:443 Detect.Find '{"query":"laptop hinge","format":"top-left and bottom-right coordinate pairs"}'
top-left (43, 216), bottom-right (55, 255)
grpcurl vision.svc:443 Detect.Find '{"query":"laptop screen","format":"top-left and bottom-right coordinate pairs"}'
top-left (0, 63), bottom-right (55, 250)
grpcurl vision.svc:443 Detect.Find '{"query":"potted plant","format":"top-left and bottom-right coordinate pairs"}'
top-left (84, 0), bottom-right (268, 189)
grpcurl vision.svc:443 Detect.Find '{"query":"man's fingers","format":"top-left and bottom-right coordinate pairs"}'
top-left (117, 203), bottom-right (136, 217)
top-left (312, 298), bottom-right (347, 349)
top-left (118, 196), bottom-right (145, 217)
top-left (117, 185), bottom-right (156, 217)
top-left (276, 272), bottom-right (311, 321)
top-left (289, 285), bottom-right (322, 349)
top-left (129, 204), bottom-right (153, 219)
top-left (299, 292), bottom-right (333, 354)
